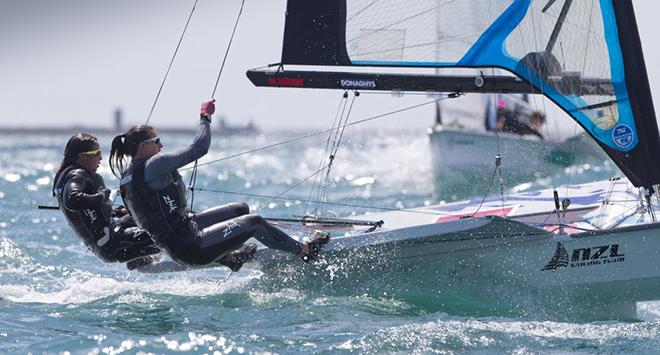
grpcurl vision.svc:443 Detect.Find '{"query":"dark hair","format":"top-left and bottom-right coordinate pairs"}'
top-left (52, 133), bottom-right (99, 196)
top-left (109, 125), bottom-right (154, 178)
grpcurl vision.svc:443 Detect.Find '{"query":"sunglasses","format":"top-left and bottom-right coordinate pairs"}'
top-left (143, 136), bottom-right (161, 145)
top-left (80, 148), bottom-right (101, 156)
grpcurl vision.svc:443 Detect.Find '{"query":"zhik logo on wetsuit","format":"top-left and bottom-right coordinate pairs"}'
top-left (162, 195), bottom-right (178, 213)
top-left (541, 242), bottom-right (625, 271)
top-left (83, 209), bottom-right (98, 223)
top-left (223, 220), bottom-right (241, 238)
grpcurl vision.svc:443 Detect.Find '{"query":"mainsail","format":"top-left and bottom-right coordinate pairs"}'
top-left (247, 0), bottom-right (660, 188)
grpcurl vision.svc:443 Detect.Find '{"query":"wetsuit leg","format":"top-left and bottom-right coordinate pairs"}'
top-left (175, 214), bottom-right (304, 265)
top-left (194, 202), bottom-right (250, 229)
top-left (109, 227), bottom-right (161, 262)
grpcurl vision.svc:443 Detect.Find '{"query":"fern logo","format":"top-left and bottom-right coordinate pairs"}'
top-left (541, 242), bottom-right (569, 271)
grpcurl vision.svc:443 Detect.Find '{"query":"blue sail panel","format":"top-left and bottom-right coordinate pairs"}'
top-left (278, 0), bottom-right (660, 186)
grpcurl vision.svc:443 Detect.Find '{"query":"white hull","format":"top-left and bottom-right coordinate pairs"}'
top-left (251, 218), bottom-right (660, 320)
top-left (140, 179), bottom-right (660, 320)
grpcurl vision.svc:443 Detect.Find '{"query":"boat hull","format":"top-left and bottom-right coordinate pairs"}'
top-left (138, 179), bottom-right (658, 320)
top-left (251, 218), bottom-right (660, 320)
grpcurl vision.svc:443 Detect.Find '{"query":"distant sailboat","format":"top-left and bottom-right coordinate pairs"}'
top-left (428, 91), bottom-right (607, 199)
top-left (216, 116), bottom-right (259, 136)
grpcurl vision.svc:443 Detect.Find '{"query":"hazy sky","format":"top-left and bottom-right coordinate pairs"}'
top-left (1, 0), bottom-right (660, 130)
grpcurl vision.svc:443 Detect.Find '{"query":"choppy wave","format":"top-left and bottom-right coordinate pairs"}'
top-left (2, 131), bottom-right (659, 354)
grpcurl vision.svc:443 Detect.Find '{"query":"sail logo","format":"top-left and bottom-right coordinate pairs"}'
top-left (162, 195), bottom-right (178, 213)
top-left (612, 124), bottom-right (634, 148)
top-left (340, 79), bottom-right (376, 89)
top-left (541, 242), bottom-right (569, 270)
top-left (267, 77), bottom-right (304, 87)
top-left (541, 242), bottom-right (625, 271)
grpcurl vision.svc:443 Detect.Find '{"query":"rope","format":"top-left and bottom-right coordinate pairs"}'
top-left (562, 0), bottom-right (595, 203)
top-left (193, 187), bottom-right (455, 217)
top-left (472, 155), bottom-right (501, 217)
top-left (304, 92), bottom-right (348, 216)
top-left (189, 0), bottom-right (247, 210)
top-left (186, 95), bottom-right (457, 217)
top-left (313, 92), bottom-right (358, 216)
top-left (211, 0), bottom-right (246, 97)
top-left (145, 0), bottom-right (199, 125)
top-left (188, 159), bottom-right (199, 208)
top-left (186, 97), bottom-right (451, 170)
top-left (256, 164), bottom-right (329, 212)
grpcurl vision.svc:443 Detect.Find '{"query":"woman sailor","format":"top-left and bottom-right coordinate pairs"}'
top-left (52, 133), bottom-right (161, 269)
top-left (109, 99), bottom-right (329, 270)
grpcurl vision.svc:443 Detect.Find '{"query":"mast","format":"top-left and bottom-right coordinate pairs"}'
top-left (610, 0), bottom-right (660, 189)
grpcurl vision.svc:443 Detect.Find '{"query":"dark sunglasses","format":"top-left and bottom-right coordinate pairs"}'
top-left (143, 136), bottom-right (161, 145)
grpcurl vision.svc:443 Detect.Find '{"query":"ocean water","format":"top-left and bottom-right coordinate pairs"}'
top-left (2, 129), bottom-right (660, 354)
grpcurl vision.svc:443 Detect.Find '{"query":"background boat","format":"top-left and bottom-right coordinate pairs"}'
top-left (428, 92), bottom-right (608, 199)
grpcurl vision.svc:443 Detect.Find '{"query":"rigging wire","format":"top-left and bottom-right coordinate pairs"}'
top-left (145, 0), bottom-right (199, 125)
top-left (188, 95), bottom-right (459, 221)
top-left (192, 187), bottom-right (456, 217)
top-left (184, 97), bottom-right (450, 170)
top-left (473, 69), bottom-right (503, 216)
top-left (255, 164), bottom-right (330, 213)
top-left (313, 92), bottom-right (358, 217)
top-left (562, 0), bottom-right (596, 202)
top-left (210, 0), bottom-right (246, 97)
top-left (304, 92), bottom-right (349, 216)
top-left (527, 4), bottom-right (563, 221)
top-left (189, 0), bottom-right (247, 210)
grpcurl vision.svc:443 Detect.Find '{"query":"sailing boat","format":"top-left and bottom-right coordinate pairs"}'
top-left (429, 91), bottom-right (607, 199)
top-left (144, 0), bottom-right (660, 320)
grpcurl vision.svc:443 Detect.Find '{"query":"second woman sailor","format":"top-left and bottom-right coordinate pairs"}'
top-left (109, 99), bottom-right (329, 270)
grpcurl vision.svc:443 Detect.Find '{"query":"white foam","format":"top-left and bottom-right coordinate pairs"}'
top-left (0, 270), bottom-right (261, 305)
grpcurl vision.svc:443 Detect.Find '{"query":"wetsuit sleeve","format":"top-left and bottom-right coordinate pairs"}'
top-left (62, 173), bottom-right (106, 211)
top-left (144, 117), bottom-right (211, 189)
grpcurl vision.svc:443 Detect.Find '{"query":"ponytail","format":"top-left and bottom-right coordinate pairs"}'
top-left (52, 133), bottom-right (98, 196)
top-left (109, 134), bottom-right (126, 178)
top-left (109, 125), bottom-right (154, 178)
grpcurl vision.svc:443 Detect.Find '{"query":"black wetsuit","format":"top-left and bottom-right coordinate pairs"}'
top-left (54, 164), bottom-right (161, 263)
top-left (120, 117), bottom-right (304, 266)
top-left (494, 109), bottom-right (543, 139)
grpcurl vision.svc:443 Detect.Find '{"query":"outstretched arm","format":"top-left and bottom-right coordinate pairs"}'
top-left (144, 100), bottom-right (215, 189)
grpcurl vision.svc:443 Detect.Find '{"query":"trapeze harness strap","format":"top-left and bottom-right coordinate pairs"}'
top-left (55, 166), bottom-right (114, 260)
top-left (120, 159), bottom-right (188, 248)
